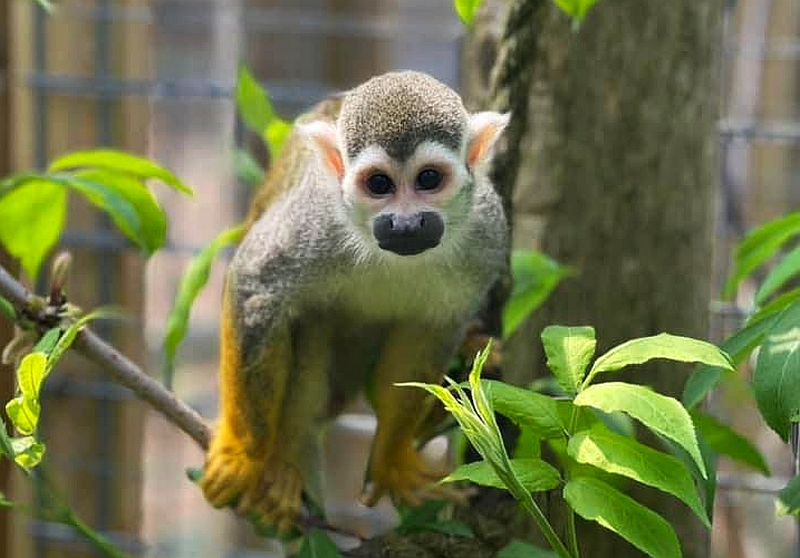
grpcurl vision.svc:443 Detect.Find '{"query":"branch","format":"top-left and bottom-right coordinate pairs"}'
top-left (0, 264), bottom-right (211, 450)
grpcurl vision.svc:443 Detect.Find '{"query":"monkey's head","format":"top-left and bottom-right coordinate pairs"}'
top-left (301, 71), bottom-right (508, 258)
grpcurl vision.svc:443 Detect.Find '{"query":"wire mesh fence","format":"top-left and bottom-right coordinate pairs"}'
top-left (5, 0), bottom-right (800, 556)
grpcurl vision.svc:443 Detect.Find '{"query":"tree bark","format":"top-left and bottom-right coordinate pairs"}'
top-left (462, 1), bottom-right (722, 557)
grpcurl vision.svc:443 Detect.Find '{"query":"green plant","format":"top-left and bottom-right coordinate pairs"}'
top-left (683, 210), bottom-right (800, 514)
top-left (453, 0), bottom-right (600, 26)
top-left (408, 327), bottom-right (734, 558)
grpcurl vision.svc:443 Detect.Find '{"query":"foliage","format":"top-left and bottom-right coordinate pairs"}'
top-left (0, 152), bottom-right (191, 280)
top-left (162, 225), bottom-right (245, 388)
top-left (235, 65), bottom-right (292, 160)
top-left (503, 252), bottom-right (573, 339)
top-left (709, 209), bottom-right (800, 516)
top-left (452, 0), bottom-right (600, 25)
top-left (408, 329), bottom-right (733, 558)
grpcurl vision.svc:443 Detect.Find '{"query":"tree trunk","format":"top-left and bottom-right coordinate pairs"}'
top-left (463, 1), bottom-right (722, 557)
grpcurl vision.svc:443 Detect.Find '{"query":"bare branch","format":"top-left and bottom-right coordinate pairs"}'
top-left (0, 264), bottom-right (211, 450)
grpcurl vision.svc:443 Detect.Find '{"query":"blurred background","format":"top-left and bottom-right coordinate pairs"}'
top-left (0, 0), bottom-right (799, 556)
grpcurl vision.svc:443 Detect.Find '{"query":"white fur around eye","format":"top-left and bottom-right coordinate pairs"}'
top-left (340, 145), bottom-right (399, 204)
top-left (407, 141), bottom-right (469, 187)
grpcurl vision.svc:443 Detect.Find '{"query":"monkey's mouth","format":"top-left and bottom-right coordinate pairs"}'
top-left (378, 236), bottom-right (440, 256)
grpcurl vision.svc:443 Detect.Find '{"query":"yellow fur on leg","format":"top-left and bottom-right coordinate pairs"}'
top-left (363, 438), bottom-right (448, 506)
top-left (201, 287), bottom-right (302, 531)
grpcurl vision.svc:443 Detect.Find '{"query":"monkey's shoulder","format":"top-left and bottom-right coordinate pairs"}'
top-left (245, 97), bottom-right (343, 226)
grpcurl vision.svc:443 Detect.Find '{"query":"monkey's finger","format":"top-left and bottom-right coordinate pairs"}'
top-left (236, 479), bottom-right (268, 516)
top-left (423, 483), bottom-right (470, 506)
top-left (209, 483), bottom-right (243, 508)
top-left (201, 471), bottom-right (234, 503)
top-left (361, 484), bottom-right (387, 507)
top-left (397, 489), bottom-right (422, 507)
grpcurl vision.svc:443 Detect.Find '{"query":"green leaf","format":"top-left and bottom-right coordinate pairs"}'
top-left (396, 501), bottom-right (473, 537)
top-left (682, 290), bottom-right (800, 409)
top-left (749, 287), bottom-right (800, 325)
top-left (574, 382), bottom-right (706, 478)
top-left (0, 179), bottom-right (67, 280)
top-left (564, 477), bottom-right (682, 558)
top-left (585, 333), bottom-right (733, 388)
top-left (162, 225), bottom-right (245, 388)
top-left (265, 119), bottom-right (293, 159)
top-left (296, 528), bottom-right (342, 558)
top-left (75, 169), bottom-right (167, 254)
top-left (396, 501), bottom-right (446, 535)
top-left (551, 0), bottom-right (600, 21)
top-left (513, 427), bottom-right (541, 459)
top-left (46, 309), bottom-right (111, 373)
top-left (28, 0), bottom-right (54, 12)
top-left (485, 380), bottom-right (564, 439)
top-left (695, 431), bottom-right (718, 522)
top-left (503, 251), bottom-right (573, 339)
top-left (725, 212), bottom-right (800, 297)
top-left (16, 352), bottom-right (47, 400)
top-left (54, 174), bottom-right (149, 254)
top-left (0, 491), bottom-right (12, 507)
top-left (453, 0), bottom-right (484, 24)
top-left (691, 411), bottom-right (769, 475)
top-left (756, 245), bottom-right (800, 304)
top-left (185, 467), bottom-right (203, 484)
top-left (568, 425), bottom-right (709, 527)
top-left (778, 474), bottom-right (800, 516)
top-left (33, 329), bottom-right (61, 355)
top-left (10, 436), bottom-right (45, 471)
top-left (5, 397), bottom-right (40, 435)
top-left (0, 418), bottom-right (14, 458)
top-left (496, 540), bottom-right (557, 558)
top-left (682, 317), bottom-right (775, 409)
top-left (234, 148), bottom-right (265, 187)
top-left (541, 325), bottom-right (596, 395)
top-left (443, 458), bottom-right (561, 492)
top-left (49, 149), bottom-right (192, 195)
top-left (752, 298), bottom-right (800, 440)
top-left (236, 65), bottom-right (276, 135)
top-left (0, 295), bottom-right (15, 320)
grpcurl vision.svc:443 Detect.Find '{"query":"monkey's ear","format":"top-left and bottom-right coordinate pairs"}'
top-left (297, 120), bottom-right (345, 180)
top-left (466, 111), bottom-right (510, 169)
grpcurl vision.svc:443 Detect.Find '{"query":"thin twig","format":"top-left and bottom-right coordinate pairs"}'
top-left (0, 264), bottom-right (211, 450)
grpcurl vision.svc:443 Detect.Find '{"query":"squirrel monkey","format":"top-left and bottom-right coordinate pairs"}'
top-left (201, 71), bottom-right (509, 531)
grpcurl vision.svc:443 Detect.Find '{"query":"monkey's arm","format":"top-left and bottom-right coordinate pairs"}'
top-left (200, 273), bottom-right (299, 524)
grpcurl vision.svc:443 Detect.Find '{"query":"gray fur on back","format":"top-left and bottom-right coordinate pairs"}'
top-left (339, 71), bottom-right (468, 161)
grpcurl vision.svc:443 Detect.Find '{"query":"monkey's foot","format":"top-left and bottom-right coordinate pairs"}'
top-left (201, 445), bottom-right (303, 533)
top-left (364, 443), bottom-right (458, 507)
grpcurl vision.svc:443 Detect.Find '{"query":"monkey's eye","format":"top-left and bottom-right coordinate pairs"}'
top-left (365, 173), bottom-right (395, 196)
top-left (416, 168), bottom-right (443, 191)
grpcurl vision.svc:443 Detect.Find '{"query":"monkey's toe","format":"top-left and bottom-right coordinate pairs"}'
top-left (201, 445), bottom-right (263, 509)
top-left (246, 461), bottom-right (304, 534)
top-left (364, 444), bottom-right (449, 507)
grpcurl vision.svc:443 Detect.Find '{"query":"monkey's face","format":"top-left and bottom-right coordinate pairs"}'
top-left (341, 140), bottom-right (472, 257)
top-left (298, 71), bottom-right (509, 260)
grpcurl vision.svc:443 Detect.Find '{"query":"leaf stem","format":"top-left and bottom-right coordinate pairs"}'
top-left (513, 483), bottom-right (573, 558)
top-left (563, 405), bottom-right (581, 557)
top-left (62, 508), bottom-right (132, 558)
top-left (566, 505), bottom-right (580, 558)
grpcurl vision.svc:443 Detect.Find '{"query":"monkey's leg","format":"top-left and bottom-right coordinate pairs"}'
top-left (200, 289), bottom-right (294, 526)
top-left (364, 327), bottom-right (455, 506)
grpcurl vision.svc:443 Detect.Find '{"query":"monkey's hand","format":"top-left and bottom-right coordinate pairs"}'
top-left (201, 437), bottom-right (303, 533)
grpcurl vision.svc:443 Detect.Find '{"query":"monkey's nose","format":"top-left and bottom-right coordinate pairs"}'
top-left (390, 213), bottom-right (424, 233)
top-left (373, 211), bottom-right (444, 256)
